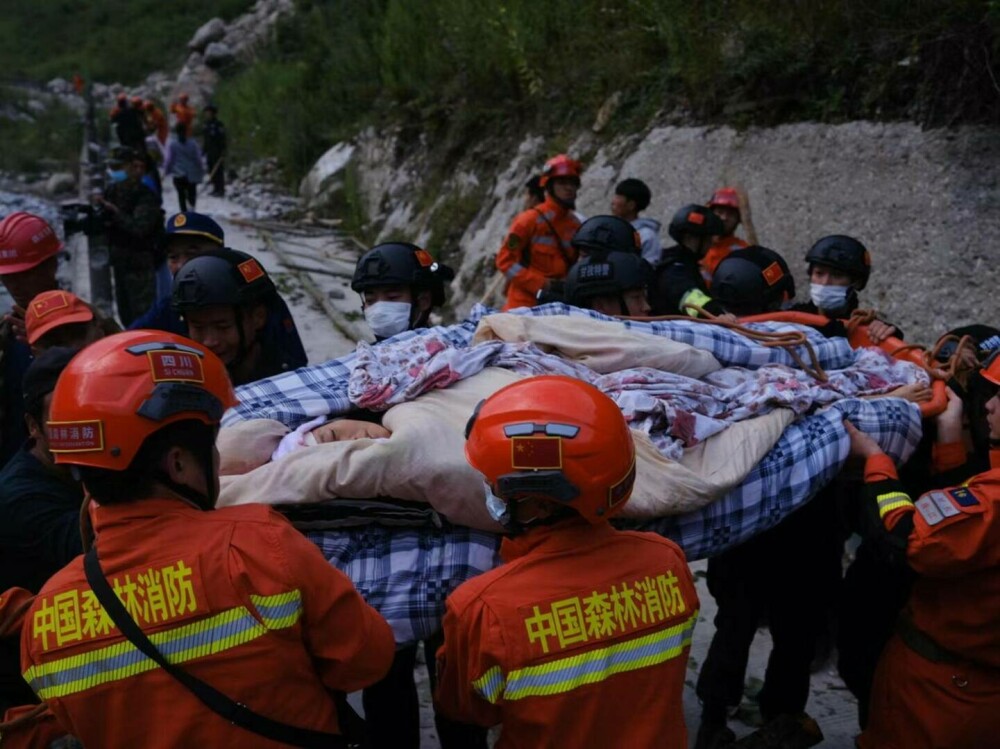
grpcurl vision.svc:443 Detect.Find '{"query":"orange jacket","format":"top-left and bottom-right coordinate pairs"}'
top-left (169, 102), bottom-right (196, 136)
top-left (865, 450), bottom-right (1000, 667)
top-left (700, 235), bottom-right (749, 285)
top-left (435, 519), bottom-right (699, 749)
top-left (496, 196), bottom-right (581, 310)
top-left (147, 106), bottom-right (169, 145)
top-left (20, 497), bottom-right (394, 748)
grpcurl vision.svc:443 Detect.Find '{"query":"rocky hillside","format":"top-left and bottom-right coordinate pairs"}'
top-left (300, 122), bottom-right (1000, 344)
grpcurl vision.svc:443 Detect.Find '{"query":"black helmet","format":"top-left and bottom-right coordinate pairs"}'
top-left (172, 248), bottom-right (275, 312)
top-left (667, 204), bottom-right (724, 244)
top-left (565, 252), bottom-right (653, 306)
top-left (571, 215), bottom-right (641, 259)
top-left (712, 246), bottom-right (795, 315)
top-left (351, 242), bottom-right (455, 307)
top-left (805, 235), bottom-right (871, 290)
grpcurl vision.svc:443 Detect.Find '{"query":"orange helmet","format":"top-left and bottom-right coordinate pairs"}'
top-left (47, 330), bottom-right (237, 471)
top-left (25, 290), bottom-right (94, 345)
top-left (708, 187), bottom-right (740, 210)
top-left (539, 154), bottom-right (582, 187)
top-left (130, 95), bottom-right (143, 107)
top-left (982, 349), bottom-right (1000, 389)
top-left (465, 375), bottom-right (636, 526)
top-left (0, 212), bottom-right (63, 275)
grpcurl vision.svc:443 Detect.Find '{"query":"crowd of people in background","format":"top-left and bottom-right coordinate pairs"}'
top-left (0, 141), bottom-right (996, 749)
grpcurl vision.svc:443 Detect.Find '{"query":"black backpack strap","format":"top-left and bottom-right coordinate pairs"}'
top-left (533, 208), bottom-right (573, 268)
top-left (84, 546), bottom-right (351, 748)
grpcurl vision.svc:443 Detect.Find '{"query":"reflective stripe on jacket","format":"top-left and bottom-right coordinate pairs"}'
top-left (496, 197), bottom-right (581, 311)
top-left (21, 497), bottom-right (394, 747)
top-left (435, 519), bottom-right (699, 748)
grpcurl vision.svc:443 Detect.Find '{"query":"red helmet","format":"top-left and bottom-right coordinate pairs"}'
top-left (178, 92), bottom-right (189, 103)
top-left (0, 212), bottom-right (63, 275)
top-left (708, 187), bottom-right (740, 210)
top-left (25, 290), bottom-right (94, 345)
top-left (47, 330), bottom-right (237, 471)
top-left (539, 154), bottom-right (583, 187)
top-left (130, 95), bottom-right (143, 107)
top-left (982, 349), bottom-right (1000, 388)
top-left (465, 376), bottom-right (636, 525)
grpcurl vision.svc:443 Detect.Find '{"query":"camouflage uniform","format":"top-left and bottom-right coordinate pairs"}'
top-left (103, 179), bottom-right (165, 326)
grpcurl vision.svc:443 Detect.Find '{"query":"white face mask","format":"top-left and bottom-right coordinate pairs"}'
top-left (364, 301), bottom-right (412, 339)
top-left (810, 282), bottom-right (851, 313)
top-left (483, 481), bottom-right (511, 527)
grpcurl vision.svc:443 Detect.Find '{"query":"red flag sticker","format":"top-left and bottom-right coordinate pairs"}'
top-left (47, 420), bottom-right (104, 453)
top-left (511, 437), bottom-right (562, 470)
top-left (32, 292), bottom-right (70, 318)
top-left (688, 212), bottom-right (705, 225)
top-left (237, 258), bottom-right (265, 283)
top-left (414, 249), bottom-right (434, 267)
top-left (762, 261), bottom-right (784, 286)
top-left (148, 350), bottom-right (205, 383)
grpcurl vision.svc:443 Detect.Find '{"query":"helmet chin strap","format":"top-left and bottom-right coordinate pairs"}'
top-left (154, 441), bottom-right (217, 512)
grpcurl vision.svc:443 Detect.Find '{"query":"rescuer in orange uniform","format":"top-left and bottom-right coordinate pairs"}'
top-left (169, 92), bottom-right (196, 137)
top-left (20, 330), bottom-right (394, 748)
top-left (435, 376), bottom-right (699, 748)
top-left (700, 186), bottom-right (749, 284)
top-left (144, 99), bottom-right (170, 148)
top-left (847, 355), bottom-right (1000, 749)
top-left (496, 154), bottom-right (583, 310)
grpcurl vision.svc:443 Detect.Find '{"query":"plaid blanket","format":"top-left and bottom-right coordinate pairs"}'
top-left (224, 303), bottom-right (854, 428)
top-left (306, 397), bottom-right (921, 645)
top-left (305, 523), bottom-right (500, 645)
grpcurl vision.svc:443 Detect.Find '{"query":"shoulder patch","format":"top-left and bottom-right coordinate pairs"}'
top-left (915, 495), bottom-right (944, 525)
top-left (947, 487), bottom-right (980, 508)
top-left (927, 491), bottom-right (960, 519)
top-left (507, 234), bottom-right (521, 250)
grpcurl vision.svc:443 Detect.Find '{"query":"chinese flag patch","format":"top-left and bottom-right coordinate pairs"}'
top-left (237, 258), bottom-right (265, 283)
top-left (414, 249), bottom-right (434, 267)
top-left (511, 437), bottom-right (562, 470)
top-left (762, 261), bottom-right (784, 286)
top-left (687, 212), bottom-right (705, 225)
top-left (32, 292), bottom-right (70, 318)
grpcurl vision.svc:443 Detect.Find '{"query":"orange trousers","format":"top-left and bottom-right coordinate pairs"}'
top-left (859, 634), bottom-right (1000, 748)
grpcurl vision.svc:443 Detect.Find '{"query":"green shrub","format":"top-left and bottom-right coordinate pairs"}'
top-left (211, 0), bottom-right (998, 184)
top-left (0, 91), bottom-right (81, 174)
top-left (0, 0), bottom-right (250, 84)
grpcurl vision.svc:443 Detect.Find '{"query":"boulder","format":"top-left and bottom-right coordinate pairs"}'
top-left (45, 172), bottom-right (76, 196)
top-left (188, 18), bottom-right (226, 52)
top-left (204, 42), bottom-right (236, 69)
top-left (46, 78), bottom-right (72, 96)
top-left (299, 142), bottom-right (356, 209)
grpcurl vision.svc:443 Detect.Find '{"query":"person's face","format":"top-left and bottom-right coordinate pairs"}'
top-left (810, 264), bottom-right (853, 287)
top-left (204, 109), bottom-right (216, 121)
top-left (986, 392), bottom-right (1000, 441)
top-left (711, 206), bottom-right (740, 236)
top-left (550, 177), bottom-right (579, 205)
top-left (363, 285), bottom-right (414, 307)
top-left (589, 288), bottom-right (651, 317)
top-left (126, 158), bottom-right (146, 183)
top-left (184, 305), bottom-right (255, 365)
top-left (1, 259), bottom-right (58, 308)
top-left (166, 237), bottom-right (221, 276)
top-left (26, 392), bottom-right (54, 462)
top-left (611, 194), bottom-right (638, 221)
